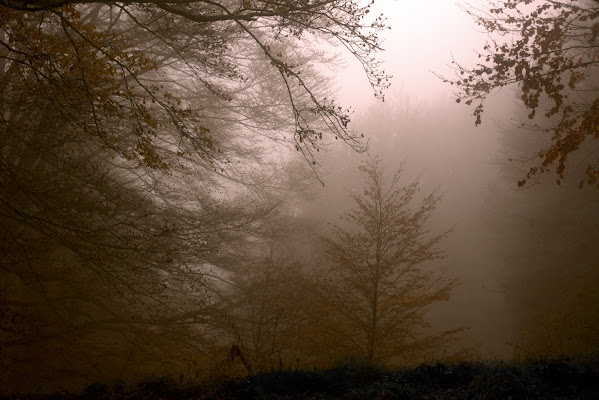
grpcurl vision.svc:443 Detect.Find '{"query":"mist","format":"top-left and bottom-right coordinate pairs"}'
top-left (1, 0), bottom-right (598, 395)
top-left (321, 0), bottom-right (599, 360)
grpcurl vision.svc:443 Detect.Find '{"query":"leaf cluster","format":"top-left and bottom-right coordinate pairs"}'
top-left (441, 0), bottom-right (599, 188)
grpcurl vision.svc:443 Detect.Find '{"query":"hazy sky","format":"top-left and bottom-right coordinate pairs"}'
top-left (339, 0), bottom-right (488, 109)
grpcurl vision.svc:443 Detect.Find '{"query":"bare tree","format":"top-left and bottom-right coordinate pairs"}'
top-left (209, 210), bottom-right (319, 374)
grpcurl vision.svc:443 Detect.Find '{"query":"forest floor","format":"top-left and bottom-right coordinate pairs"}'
top-left (5, 358), bottom-right (599, 400)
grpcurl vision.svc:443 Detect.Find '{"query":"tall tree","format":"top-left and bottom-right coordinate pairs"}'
top-left (318, 156), bottom-right (460, 366)
top-left (0, 5), bottom-right (281, 388)
top-left (442, 0), bottom-right (599, 188)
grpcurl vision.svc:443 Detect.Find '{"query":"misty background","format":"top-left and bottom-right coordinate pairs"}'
top-left (323, 0), bottom-right (599, 358)
top-left (2, 0), bottom-right (598, 393)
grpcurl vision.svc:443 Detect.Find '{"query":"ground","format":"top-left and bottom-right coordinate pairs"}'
top-left (4, 359), bottom-right (599, 399)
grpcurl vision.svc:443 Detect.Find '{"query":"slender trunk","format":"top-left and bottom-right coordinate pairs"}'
top-left (367, 177), bottom-right (385, 366)
top-left (367, 285), bottom-right (378, 365)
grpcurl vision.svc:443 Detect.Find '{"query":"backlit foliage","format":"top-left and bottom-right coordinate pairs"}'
top-left (442, 0), bottom-right (599, 188)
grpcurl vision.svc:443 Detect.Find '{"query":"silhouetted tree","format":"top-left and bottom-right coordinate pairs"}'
top-left (318, 156), bottom-right (460, 366)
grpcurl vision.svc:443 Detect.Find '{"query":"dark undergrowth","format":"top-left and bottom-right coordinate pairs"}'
top-left (4, 358), bottom-right (599, 399)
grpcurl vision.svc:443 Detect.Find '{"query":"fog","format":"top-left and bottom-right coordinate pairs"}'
top-left (322, 0), bottom-right (599, 358)
top-left (2, 0), bottom-right (598, 393)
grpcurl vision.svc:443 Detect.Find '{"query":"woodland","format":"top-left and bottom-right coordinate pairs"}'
top-left (0, 0), bottom-right (598, 397)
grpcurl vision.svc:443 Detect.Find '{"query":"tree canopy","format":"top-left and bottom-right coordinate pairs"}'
top-left (0, 0), bottom-right (390, 170)
top-left (443, 0), bottom-right (599, 188)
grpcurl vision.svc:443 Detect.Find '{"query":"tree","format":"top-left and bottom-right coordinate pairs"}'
top-left (318, 156), bottom-right (460, 366)
top-left (205, 203), bottom-right (323, 374)
top-left (442, 0), bottom-right (599, 188)
top-left (0, 0), bottom-right (390, 390)
top-left (0, 31), bottom-right (280, 387)
top-left (0, 112), bottom-right (273, 390)
top-left (0, 0), bottom-right (390, 170)
top-left (215, 248), bottom-right (311, 374)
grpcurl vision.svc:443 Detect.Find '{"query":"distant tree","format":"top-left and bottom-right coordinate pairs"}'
top-left (318, 156), bottom-right (460, 366)
top-left (218, 255), bottom-right (310, 373)
top-left (484, 104), bottom-right (599, 361)
top-left (209, 211), bottom-right (319, 374)
top-left (443, 0), bottom-right (599, 188)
